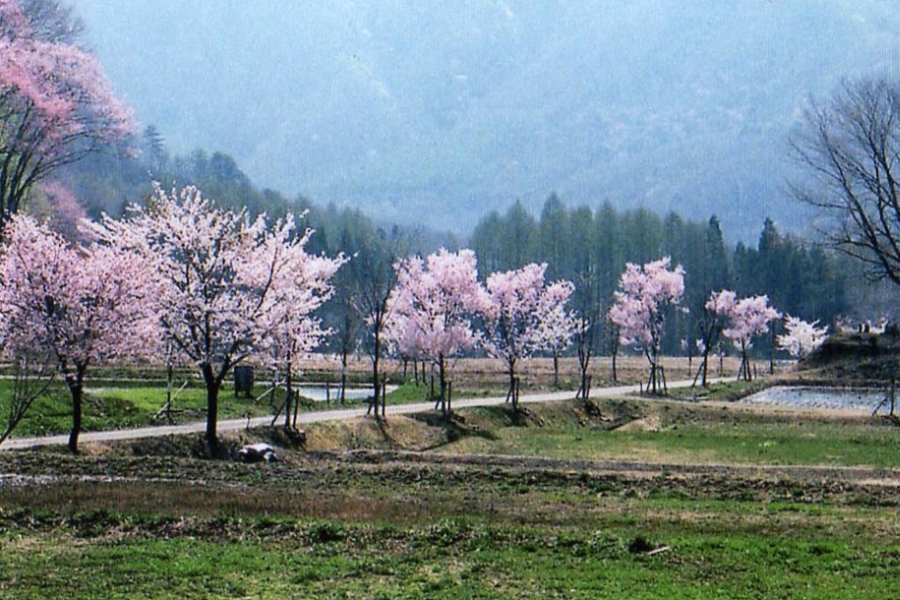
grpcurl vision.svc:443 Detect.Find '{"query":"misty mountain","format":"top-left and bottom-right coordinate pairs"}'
top-left (69, 0), bottom-right (900, 241)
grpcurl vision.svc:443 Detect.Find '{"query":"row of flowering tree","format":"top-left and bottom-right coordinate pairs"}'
top-left (0, 199), bottom-right (831, 452)
top-left (696, 292), bottom-right (827, 385)
top-left (0, 184), bottom-right (344, 454)
top-left (608, 256), bottom-right (827, 392)
top-left (386, 250), bottom-right (576, 415)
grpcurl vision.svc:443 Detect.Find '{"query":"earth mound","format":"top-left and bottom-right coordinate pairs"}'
top-left (796, 331), bottom-right (900, 384)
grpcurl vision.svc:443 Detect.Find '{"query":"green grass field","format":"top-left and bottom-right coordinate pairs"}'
top-left (444, 401), bottom-right (900, 468)
top-left (3, 514), bottom-right (898, 599)
top-left (2, 370), bottom-right (899, 599)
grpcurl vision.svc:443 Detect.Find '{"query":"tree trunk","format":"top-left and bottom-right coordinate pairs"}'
top-left (340, 350), bottom-right (348, 404)
top-left (610, 334), bottom-right (619, 383)
top-left (439, 354), bottom-right (448, 417)
top-left (65, 365), bottom-right (87, 454)
top-left (553, 351), bottom-right (560, 388)
top-left (695, 348), bottom-right (710, 388)
top-left (738, 342), bottom-right (751, 382)
top-left (283, 363), bottom-right (293, 429)
top-left (201, 363), bottom-right (220, 453)
top-left (164, 362), bottom-right (174, 423)
top-left (577, 342), bottom-right (592, 400)
top-left (507, 364), bottom-right (518, 410)
top-left (372, 330), bottom-right (382, 419)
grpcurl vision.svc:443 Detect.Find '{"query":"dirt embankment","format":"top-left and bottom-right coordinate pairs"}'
top-left (787, 331), bottom-right (900, 386)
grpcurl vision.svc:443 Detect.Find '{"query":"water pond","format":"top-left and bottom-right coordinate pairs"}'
top-left (298, 385), bottom-right (397, 402)
top-left (742, 386), bottom-right (889, 412)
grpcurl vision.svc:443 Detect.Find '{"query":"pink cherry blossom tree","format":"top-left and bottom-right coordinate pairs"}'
top-left (386, 305), bottom-right (427, 383)
top-left (30, 180), bottom-right (88, 241)
top-left (0, 0), bottom-right (134, 226)
top-left (693, 289), bottom-right (737, 387)
top-left (387, 248), bottom-right (487, 416)
top-left (608, 257), bottom-right (685, 394)
top-left (777, 315), bottom-right (828, 359)
top-left (720, 294), bottom-right (781, 381)
top-left (0, 214), bottom-right (156, 452)
top-left (536, 279), bottom-right (577, 388)
top-left (482, 263), bottom-right (575, 408)
top-left (255, 216), bottom-right (345, 429)
top-left (95, 184), bottom-right (341, 452)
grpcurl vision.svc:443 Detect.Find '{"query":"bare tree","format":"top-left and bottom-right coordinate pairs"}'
top-left (353, 228), bottom-right (406, 419)
top-left (791, 78), bottom-right (900, 284)
top-left (572, 268), bottom-right (602, 402)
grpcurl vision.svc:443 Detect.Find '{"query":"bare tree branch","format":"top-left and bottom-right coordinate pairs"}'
top-left (791, 78), bottom-right (900, 285)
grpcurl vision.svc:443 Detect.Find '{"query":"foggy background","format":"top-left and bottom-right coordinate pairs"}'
top-left (67, 0), bottom-right (900, 241)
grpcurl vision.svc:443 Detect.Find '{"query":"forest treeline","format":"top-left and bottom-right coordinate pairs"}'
top-left (471, 194), bottom-right (852, 357)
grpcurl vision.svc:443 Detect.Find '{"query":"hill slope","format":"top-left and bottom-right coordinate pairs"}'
top-left (70, 0), bottom-right (900, 240)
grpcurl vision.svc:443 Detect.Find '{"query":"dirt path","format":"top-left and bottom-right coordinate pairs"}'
top-left (0, 379), bottom-right (704, 451)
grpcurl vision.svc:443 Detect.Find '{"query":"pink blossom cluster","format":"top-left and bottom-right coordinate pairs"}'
top-left (481, 262), bottom-right (575, 371)
top-left (93, 184), bottom-right (344, 374)
top-left (704, 289), bottom-right (781, 380)
top-left (0, 0), bottom-right (133, 150)
top-left (608, 256), bottom-right (685, 351)
top-left (31, 180), bottom-right (87, 241)
top-left (0, 214), bottom-right (155, 369)
top-left (717, 294), bottom-right (781, 351)
top-left (0, 0), bottom-right (134, 225)
top-left (387, 249), bottom-right (487, 365)
top-left (777, 315), bottom-right (828, 358)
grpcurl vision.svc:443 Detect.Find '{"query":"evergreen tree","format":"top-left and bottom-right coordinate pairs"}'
top-left (503, 200), bottom-right (539, 269)
top-left (539, 193), bottom-right (569, 280)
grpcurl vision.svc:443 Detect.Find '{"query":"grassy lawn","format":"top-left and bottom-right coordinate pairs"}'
top-left (447, 415), bottom-right (900, 467)
top-left (0, 378), bottom-right (272, 437)
top-left (440, 401), bottom-right (900, 469)
top-left (1, 500), bottom-right (898, 599)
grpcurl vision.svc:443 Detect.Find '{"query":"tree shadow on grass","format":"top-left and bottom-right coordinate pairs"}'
top-left (407, 410), bottom-right (501, 452)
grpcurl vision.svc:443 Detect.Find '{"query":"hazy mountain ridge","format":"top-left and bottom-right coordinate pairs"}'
top-left (70, 0), bottom-right (900, 241)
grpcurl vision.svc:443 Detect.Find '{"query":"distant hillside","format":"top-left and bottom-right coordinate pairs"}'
top-left (70, 0), bottom-right (900, 241)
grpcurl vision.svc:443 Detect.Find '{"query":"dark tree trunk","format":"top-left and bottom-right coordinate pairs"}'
top-left (439, 354), bottom-right (448, 417)
top-left (507, 363), bottom-right (519, 411)
top-left (340, 350), bottom-right (348, 404)
top-left (201, 363), bottom-right (220, 453)
top-left (738, 342), bottom-right (752, 382)
top-left (283, 363), bottom-right (293, 429)
top-left (65, 364), bottom-right (87, 454)
top-left (371, 330), bottom-right (382, 418)
top-left (694, 347), bottom-right (711, 388)
top-left (552, 351), bottom-right (560, 388)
